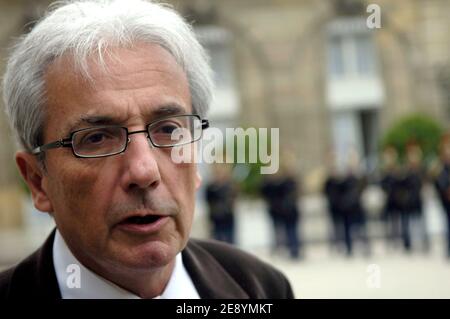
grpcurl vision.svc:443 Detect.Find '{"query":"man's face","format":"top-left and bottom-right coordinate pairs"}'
top-left (34, 43), bottom-right (201, 272)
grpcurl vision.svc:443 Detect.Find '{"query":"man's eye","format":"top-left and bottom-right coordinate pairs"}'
top-left (83, 132), bottom-right (109, 144)
top-left (154, 123), bottom-right (182, 134)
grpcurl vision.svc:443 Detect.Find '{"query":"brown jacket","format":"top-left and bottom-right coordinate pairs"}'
top-left (0, 230), bottom-right (294, 299)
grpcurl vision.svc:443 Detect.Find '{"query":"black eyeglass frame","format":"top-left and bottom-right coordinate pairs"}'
top-left (31, 114), bottom-right (209, 158)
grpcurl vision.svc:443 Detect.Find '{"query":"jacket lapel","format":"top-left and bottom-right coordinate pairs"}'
top-left (7, 231), bottom-right (249, 299)
top-left (8, 229), bottom-right (61, 299)
top-left (182, 240), bottom-right (248, 299)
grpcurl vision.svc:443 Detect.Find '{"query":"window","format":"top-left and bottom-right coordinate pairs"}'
top-left (327, 18), bottom-right (377, 78)
top-left (195, 26), bottom-right (240, 120)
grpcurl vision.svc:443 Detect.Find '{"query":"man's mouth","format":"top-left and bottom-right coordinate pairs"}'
top-left (116, 214), bottom-right (169, 234)
top-left (121, 215), bottom-right (162, 225)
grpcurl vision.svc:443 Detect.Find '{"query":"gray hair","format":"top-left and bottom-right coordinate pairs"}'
top-left (2, 0), bottom-right (213, 153)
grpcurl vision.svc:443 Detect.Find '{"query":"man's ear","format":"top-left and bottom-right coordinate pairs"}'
top-left (15, 151), bottom-right (53, 213)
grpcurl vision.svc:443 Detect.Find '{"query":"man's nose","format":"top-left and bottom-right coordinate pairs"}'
top-left (120, 133), bottom-right (161, 191)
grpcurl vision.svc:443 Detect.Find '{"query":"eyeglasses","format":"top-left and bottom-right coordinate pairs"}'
top-left (31, 114), bottom-right (209, 158)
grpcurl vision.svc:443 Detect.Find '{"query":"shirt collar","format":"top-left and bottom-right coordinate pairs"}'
top-left (52, 229), bottom-right (199, 299)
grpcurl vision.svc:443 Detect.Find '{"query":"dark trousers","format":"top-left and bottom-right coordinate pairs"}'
top-left (212, 221), bottom-right (235, 245)
top-left (343, 214), bottom-right (371, 257)
top-left (399, 210), bottom-right (429, 253)
top-left (343, 214), bottom-right (353, 255)
top-left (284, 219), bottom-right (300, 259)
top-left (400, 210), bottom-right (412, 251)
top-left (384, 209), bottom-right (401, 245)
top-left (446, 211), bottom-right (450, 258)
top-left (328, 211), bottom-right (343, 251)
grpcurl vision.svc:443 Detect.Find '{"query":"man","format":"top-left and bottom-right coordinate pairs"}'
top-left (338, 151), bottom-right (370, 257)
top-left (379, 146), bottom-right (402, 248)
top-left (0, 0), bottom-right (293, 299)
top-left (261, 155), bottom-right (301, 259)
top-left (434, 134), bottom-right (450, 259)
top-left (401, 142), bottom-right (429, 253)
top-left (324, 168), bottom-right (343, 253)
top-left (205, 164), bottom-right (237, 245)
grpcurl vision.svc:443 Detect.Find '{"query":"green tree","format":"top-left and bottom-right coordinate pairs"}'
top-left (226, 128), bottom-right (273, 197)
top-left (380, 113), bottom-right (443, 163)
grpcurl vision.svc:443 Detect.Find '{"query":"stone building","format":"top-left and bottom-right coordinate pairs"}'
top-left (173, 0), bottom-right (450, 185)
top-left (0, 0), bottom-right (449, 229)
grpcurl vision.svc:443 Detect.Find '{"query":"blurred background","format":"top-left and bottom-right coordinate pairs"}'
top-left (1, 0), bottom-right (450, 298)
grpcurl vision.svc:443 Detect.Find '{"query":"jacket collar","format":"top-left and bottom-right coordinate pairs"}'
top-left (182, 240), bottom-right (248, 299)
top-left (8, 230), bottom-right (248, 299)
top-left (7, 229), bottom-right (61, 299)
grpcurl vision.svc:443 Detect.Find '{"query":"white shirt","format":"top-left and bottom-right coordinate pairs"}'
top-left (52, 230), bottom-right (200, 299)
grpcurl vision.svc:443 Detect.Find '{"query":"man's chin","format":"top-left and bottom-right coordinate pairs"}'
top-left (113, 240), bottom-right (178, 270)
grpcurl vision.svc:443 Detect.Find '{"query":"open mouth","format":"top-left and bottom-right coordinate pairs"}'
top-left (121, 215), bottom-right (162, 225)
top-left (116, 213), bottom-right (170, 234)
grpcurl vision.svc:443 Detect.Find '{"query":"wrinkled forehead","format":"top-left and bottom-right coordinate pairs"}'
top-left (41, 43), bottom-right (191, 136)
top-left (45, 42), bottom-right (185, 90)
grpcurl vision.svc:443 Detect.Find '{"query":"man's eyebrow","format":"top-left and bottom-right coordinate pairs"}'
top-left (64, 104), bottom-right (188, 134)
top-left (151, 104), bottom-right (187, 118)
top-left (65, 116), bottom-right (120, 134)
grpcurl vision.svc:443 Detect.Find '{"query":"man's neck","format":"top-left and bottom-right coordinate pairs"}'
top-left (83, 253), bottom-right (176, 298)
top-left (89, 259), bottom-right (175, 299)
